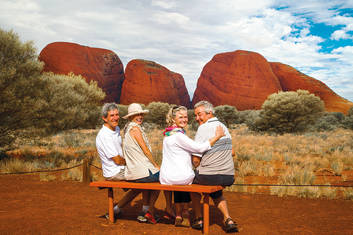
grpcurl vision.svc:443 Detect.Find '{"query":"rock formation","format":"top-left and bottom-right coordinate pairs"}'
top-left (192, 50), bottom-right (352, 114)
top-left (120, 59), bottom-right (190, 107)
top-left (270, 62), bottom-right (353, 114)
top-left (192, 50), bottom-right (282, 110)
top-left (39, 42), bottom-right (124, 102)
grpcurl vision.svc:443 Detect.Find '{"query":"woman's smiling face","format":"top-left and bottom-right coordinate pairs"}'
top-left (131, 113), bottom-right (144, 125)
top-left (173, 110), bottom-right (188, 128)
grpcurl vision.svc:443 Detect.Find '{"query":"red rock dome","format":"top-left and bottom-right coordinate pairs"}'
top-left (120, 59), bottom-right (191, 107)
top-left (192, 50), bottom-right (282, 110)
top-left (39, 42), bottom-right (124, 102)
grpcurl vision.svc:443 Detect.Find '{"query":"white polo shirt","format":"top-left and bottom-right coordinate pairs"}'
top-left (96, 125), bottom-right (124, 178)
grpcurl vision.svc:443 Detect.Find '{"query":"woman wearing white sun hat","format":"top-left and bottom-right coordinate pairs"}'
top-left (122, 103), bottom-right (160, 224)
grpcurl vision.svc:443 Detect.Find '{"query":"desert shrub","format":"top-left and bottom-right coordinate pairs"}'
top-left (311, 112), bottom-right (345, 131)
top-left (187, 109), bottom-right (199, 131)
top-left (37, 72), bottom-right (105, 133)
top-left (144, 102), bottom-right (171, 127)
top-left (238, 110), bottom-right (261, 129)
top-left (117, 104), bottom-right (128, 129)
top-left (0, 28), bottom-right (45, 147)
top-left (251, 90), bottom-right (324, 133)
top-left (215, 105), bottom-right (239, 127)
top-left (343, 106), bottom-right (353, 130)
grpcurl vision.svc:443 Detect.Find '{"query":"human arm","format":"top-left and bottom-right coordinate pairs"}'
top-left (191, 125), bottom-right (225, 167)
top-left (129, 126), bottom-right (159, 169)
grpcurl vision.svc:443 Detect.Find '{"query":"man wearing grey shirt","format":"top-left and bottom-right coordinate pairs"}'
top-left (191, 101), bottom-right (237, 233)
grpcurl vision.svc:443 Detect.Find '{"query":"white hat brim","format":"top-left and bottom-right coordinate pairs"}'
top-left (122, 110), bottom-right (149, 119)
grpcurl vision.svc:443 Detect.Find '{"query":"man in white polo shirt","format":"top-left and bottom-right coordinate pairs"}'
top-left (190, 101), bottom-right (238, 233)
top-left (96, 103), bottom-right (148, 222)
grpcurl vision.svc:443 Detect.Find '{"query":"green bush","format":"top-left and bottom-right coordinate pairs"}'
top-left (252, 90), bottom-right (324, 133)
top-left (343, 106), bottom-right (353, 130)
top-left (144, 102), bottom-right (171, 127)
top-left (312, 112), bottom-right (345, 131)
top-left (38, 72), bottom-right (105, 133)
top-left (238, 110), bottom-right (261, 129)
top-left (0, 28), bottom-right (45, 147)
top-left (187, 109), bottom-right (198, 131)
top-left (117, 104), bottom-right (128, 129)
top-left (214, 105), bottom-right (239, 127)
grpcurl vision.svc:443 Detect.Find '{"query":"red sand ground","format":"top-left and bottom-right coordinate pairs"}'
top-left (1, 174), bottom-right (352, 235)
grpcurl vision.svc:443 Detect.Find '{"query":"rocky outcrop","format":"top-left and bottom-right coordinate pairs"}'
top-left (192, 50), bottom-right (282, 110)
top-left (120, 59), bottom-right (190, 107)
top-left (192, 50), bottom-right (352, 114)
top-left (270, 62), bottom-right (353, 114)
top-left (39, 42), bottom-right (124, 102)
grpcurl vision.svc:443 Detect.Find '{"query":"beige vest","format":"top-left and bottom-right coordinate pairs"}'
top-left (123, 122), bottom-right (159, 180)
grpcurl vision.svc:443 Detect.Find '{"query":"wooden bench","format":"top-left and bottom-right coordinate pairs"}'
top-left (90, 181), bottom-right (224, 235)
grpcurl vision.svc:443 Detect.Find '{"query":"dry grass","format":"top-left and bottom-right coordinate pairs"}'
top-left (2, 125), bottom-right (353, 199)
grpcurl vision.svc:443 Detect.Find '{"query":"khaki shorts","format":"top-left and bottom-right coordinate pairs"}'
top-left (106, 168), bottom-right (125, 181)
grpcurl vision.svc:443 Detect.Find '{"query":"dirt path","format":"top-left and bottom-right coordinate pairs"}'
top-left (1, 174), bottom-right (352, 234)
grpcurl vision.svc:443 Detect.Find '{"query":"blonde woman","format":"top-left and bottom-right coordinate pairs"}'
top-left (159, 105), bottom-right (225, 227)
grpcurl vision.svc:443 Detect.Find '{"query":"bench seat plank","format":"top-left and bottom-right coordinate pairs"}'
top-left (90, 181), bottom-right (223, 193)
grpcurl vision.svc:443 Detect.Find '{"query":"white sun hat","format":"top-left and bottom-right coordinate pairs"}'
top-left (122, 103), bottom-right (149, 119)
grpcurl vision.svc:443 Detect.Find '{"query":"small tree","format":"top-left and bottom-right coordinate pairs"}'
top-left (0, 28), bottom-right (45, 147)
top-left (38, 72), bottom-right (105, 133)
top-left (343, 106), bottom-right (353, 130)
top-left (312, 112), bottom-right (345, 131)
top-left (144, 102), bottom-right (171, 127)
top-left (215, 105), bottom-right (239, 127)
top-left (254, 90), bottom-right (324, 133)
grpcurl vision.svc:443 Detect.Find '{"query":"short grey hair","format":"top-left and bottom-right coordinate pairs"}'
top-left (102, 103), bottom-right (119, 118)
top-left (194, 100), bottom-right (215, 114)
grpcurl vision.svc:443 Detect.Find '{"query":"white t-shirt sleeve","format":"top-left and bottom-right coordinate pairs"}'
top-left (175, 133), bottom-right (211, 154)
top-left (97, 134), bottom-right (120, 159)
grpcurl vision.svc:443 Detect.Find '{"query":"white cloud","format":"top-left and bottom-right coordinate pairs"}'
top-left (1, 0), bottom-right (352, 102)
top-left (331, 29), bottom-right (352, 40)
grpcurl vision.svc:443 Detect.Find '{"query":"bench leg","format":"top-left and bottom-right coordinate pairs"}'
top-left (203, 194), bottom-right (210, 235)
top-left (108, 188), bottom-right (114, 223)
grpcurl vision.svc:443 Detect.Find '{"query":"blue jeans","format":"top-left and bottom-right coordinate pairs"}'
top-left (134, 170), bottom-right (160, 183)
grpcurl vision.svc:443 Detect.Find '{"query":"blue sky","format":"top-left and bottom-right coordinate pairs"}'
top-left (1, 0), bottom-right (353, 101)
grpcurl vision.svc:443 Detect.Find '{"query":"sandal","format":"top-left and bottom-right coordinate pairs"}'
top-left (160, 211), bottom-right (175, 224)
top-left (224, 217), bottom-right (238, 233)
top-left (174, 216), bottom-right (183, 227)
top-left (144, 211), bottom-right (157, 224)
top-left (191, 217), bottom-right (203, 230)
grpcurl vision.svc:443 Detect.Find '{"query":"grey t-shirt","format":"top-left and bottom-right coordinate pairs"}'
top-left (194, 117), bottom-right (235, 175)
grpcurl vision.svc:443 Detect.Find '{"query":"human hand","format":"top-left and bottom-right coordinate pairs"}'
top-left (192, 155), bottom-right (201, 168)
top-left (215, 125), bottom-right (225, 138)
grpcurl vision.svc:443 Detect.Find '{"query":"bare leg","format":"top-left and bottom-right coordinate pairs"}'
top-left (117, 189), bottom-right (141, 208)
top-left (190, 192), bottom-right (202, 219)
top-left (175, 202), bottom-right (182, 218)
top-left (163, 191), bottom-right (174, 215)
top-left (212, 196), bottom-right (234, 223)
top-left (142, 190), bottom-right (150, 207)
top-left (147, 190), bottom-right (160, 214)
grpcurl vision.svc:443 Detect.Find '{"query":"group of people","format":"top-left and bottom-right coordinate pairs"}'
top-left (96, 101), bottom-right (238, 233)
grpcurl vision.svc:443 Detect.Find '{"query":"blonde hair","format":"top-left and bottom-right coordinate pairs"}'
top-left (166, 105), bottom-right (188, 126)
